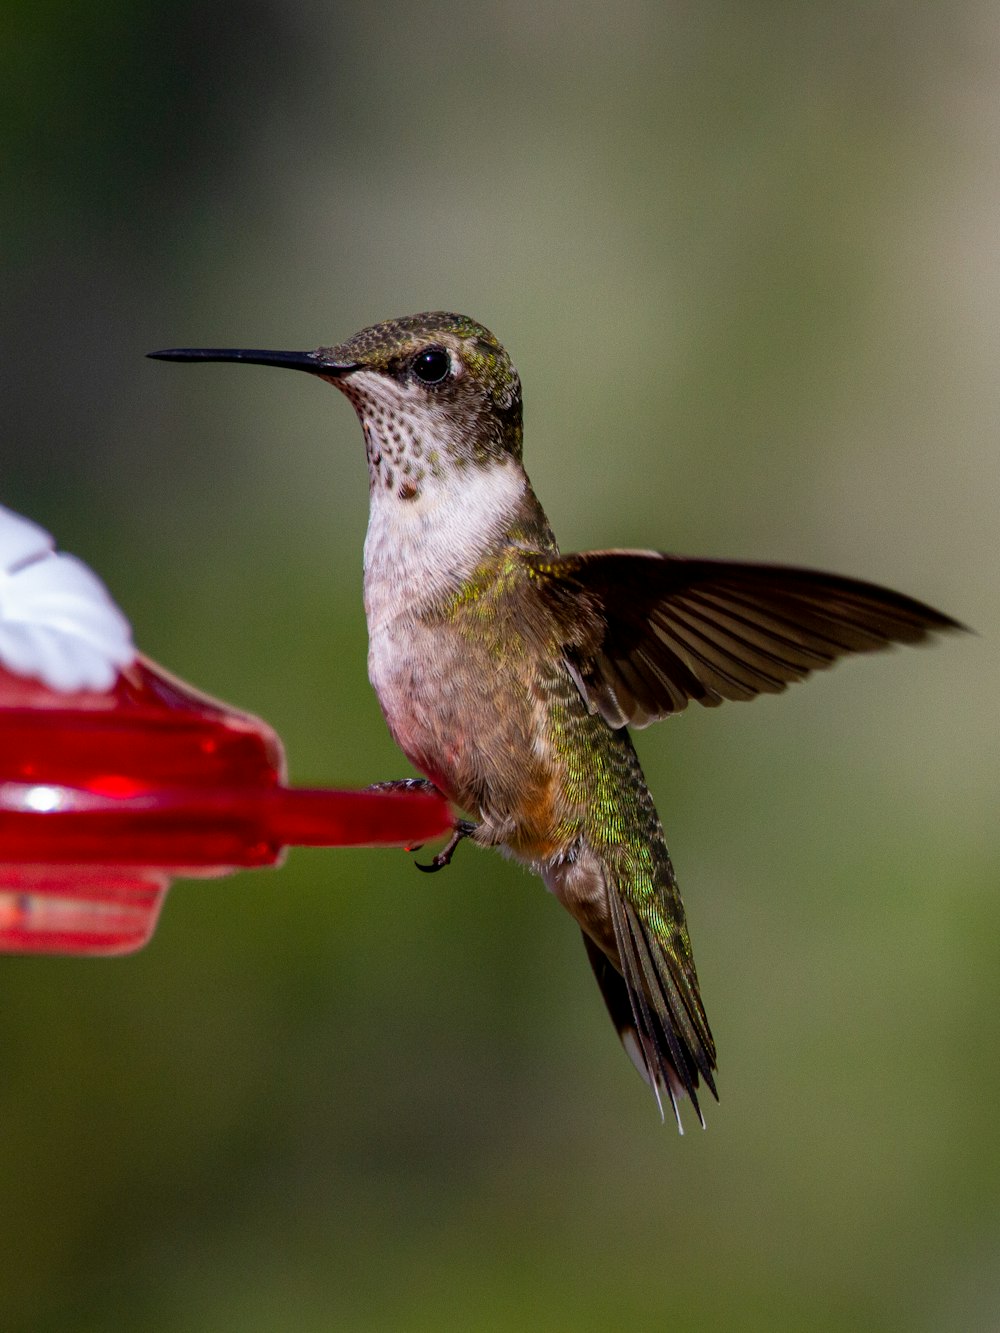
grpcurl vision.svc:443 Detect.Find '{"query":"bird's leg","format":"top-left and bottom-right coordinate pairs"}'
top-left (415, 820), bottom-right (478, 874)
top-left (365, 780), bottom-right (478, 868)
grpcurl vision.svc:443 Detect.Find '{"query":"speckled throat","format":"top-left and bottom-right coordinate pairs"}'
top-left (339, 370), bottom-right (462, 502)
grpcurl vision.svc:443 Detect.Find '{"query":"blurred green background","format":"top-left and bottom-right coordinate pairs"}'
top-left (2, 4), bottom-right (996, 1330)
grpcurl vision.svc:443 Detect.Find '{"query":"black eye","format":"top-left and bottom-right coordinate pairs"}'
top-left (412, 346), bottom-right (451, 385)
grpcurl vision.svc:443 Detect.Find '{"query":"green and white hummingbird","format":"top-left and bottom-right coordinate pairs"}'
top-left (150, 313), bottom-right (960, 1129)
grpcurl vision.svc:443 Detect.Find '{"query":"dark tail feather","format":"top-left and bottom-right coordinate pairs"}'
top-left (582, 930), bottom-right (717, 1132)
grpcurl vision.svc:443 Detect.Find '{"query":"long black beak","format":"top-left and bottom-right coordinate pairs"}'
top-left (146, 347), bottom-right (357, 377)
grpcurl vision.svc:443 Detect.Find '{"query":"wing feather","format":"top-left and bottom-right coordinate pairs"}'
top-left (534, 551), bottom-right (962, 728)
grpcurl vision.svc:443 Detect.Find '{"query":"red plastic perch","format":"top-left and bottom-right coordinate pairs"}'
top-left (0, 506), bottom-right (452, 955)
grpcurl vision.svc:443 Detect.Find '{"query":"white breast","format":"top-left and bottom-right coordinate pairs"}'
top-left (362, 458), bottom-right (528, 770)
top-left (362, 458), bottom-right (527, 626)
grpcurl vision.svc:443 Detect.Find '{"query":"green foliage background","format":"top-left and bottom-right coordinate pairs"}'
top-left (2, 5), bottom-right (996, 1329)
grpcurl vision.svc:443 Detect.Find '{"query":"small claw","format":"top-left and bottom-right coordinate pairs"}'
top-left (415, 820), bottom-right (477, 874)
top-left (365, 778), bottom-right (441, 797)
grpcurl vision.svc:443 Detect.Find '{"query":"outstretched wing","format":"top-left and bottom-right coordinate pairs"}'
top-left (531, 551), bottom-right (963, 729)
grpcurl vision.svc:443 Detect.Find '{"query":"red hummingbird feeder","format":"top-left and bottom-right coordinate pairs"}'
top-left (0, 505), bottom-right (452, 956)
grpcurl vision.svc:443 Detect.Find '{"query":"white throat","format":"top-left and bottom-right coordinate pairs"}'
top-left (363, 458), bottom-right (527, 618)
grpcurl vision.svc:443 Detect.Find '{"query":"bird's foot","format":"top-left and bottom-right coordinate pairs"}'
top-left (416, 820), bottom-right (478, 874)
top-left (365, 778), bottom-right (442, 797)
top-left (365, 780), bottom-right (445, 853)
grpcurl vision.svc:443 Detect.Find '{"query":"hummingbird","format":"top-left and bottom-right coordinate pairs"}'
top-left (149, 313), bottom-right (961, 1129)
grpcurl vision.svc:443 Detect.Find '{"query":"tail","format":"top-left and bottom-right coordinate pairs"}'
top-left (579, 844), bottom-right (718, 1132)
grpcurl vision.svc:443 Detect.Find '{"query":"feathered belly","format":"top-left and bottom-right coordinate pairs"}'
top-left (366, 613), bottom-right (571, 857)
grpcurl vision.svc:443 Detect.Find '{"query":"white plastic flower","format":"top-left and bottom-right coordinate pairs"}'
top-left (0, 504), bottom-right (136, 692)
